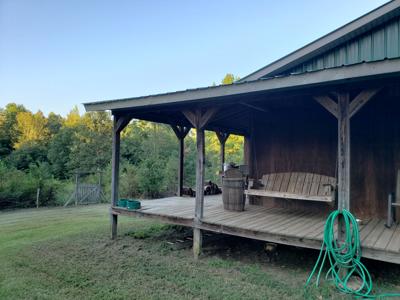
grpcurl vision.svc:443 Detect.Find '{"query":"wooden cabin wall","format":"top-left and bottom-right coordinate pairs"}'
top-left (246, 89), bottom-right (400, 219)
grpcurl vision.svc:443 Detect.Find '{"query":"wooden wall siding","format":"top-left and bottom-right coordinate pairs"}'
top-left (281, 16), bottom-right (400, 76)
top-left (248, 90), bottom-right (400, 219)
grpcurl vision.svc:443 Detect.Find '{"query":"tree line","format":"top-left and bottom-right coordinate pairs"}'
top-left (0, 74), bottom-right (243, 209)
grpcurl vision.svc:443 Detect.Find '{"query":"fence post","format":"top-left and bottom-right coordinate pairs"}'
top-left (36, 188), bottom-right (40, 208)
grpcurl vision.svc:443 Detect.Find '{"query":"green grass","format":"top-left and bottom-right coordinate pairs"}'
top-left (0, 205), bottom-right (399, 299)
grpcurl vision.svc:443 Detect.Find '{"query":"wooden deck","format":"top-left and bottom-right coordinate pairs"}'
top-left (112, 195), bottom-right (400, 264)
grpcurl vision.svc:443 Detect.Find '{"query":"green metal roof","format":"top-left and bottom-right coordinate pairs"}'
top-left (284, 16), bottom-right (400, 76)
top-left (240, 0), bottom-right (400, 81)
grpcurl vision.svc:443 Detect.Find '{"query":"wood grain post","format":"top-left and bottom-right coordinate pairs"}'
top-left (216, 132), bottom-right (229, 175)
top-left (337, 92), bottom-right (350, 241)
top-left (171, 125), bottom-right (190, 197)
top-left (183, 107), bottom-right (217, 259)
top-left (193, 127), bottom-right (205, 259)
top-left (111, 115), bottom-right (121, 240)
top-left (110, 114), bottom-right (133, 239)
top-left (178, 136), bottom-right (184, 197)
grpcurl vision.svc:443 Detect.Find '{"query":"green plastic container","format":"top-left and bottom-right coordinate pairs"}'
top-left (117, 199), bottom-right (128, 207)
top-left (127, 199), bottom-right (141, 210)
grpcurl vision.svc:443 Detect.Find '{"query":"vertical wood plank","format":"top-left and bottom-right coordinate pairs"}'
top-left (280, 173), bottom-right (291, 192)
top-left (195, 127), bottom-right (205, 220)
top-left (272, 173), bottom-right (284, 191)
top-left (294, 173), bottom-right (306, 194)
top-left (310, 174), bottom-right (321, 196)
top-left (111, 115), bottom-right (121, 239)
top-left (287, 173), bottom-right (298, 193)
top-left (337, 92), bottom-right (351, 241)
top-left (193, 227), bottom-right (202, 260)
top-left (338, 92), bottom-right (351, 211)
top-left (302, 173), bottom-right (314, 195)
top-left (396, 169), bottom-right (400, 204)
top-left (178, 136), bottom-right (184, 196)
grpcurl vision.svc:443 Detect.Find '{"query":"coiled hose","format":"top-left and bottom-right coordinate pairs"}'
top-left (305, 209), bottom-right (400, 298)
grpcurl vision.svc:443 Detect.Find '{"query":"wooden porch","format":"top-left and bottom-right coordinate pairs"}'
top-left (112, 195), bottom-right (400, 264)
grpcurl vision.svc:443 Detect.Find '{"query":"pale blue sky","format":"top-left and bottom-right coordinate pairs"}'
top-left (0, 0), bottom-right (389, 116)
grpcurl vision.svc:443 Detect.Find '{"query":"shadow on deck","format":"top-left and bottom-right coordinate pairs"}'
top-left (112, 195), bottom-right (400, 264)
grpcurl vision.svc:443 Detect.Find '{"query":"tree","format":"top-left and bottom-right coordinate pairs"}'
top-left (67, 112), bottom-right (112, 172)
top-left (221, 73), bottom-right (240, 85)
top-left (47, 127), bottom-right (76, 179)
top-left (47, 112), bottom-right (63, 136)
top-left (14, 111), bottom-right (50, 148)
top-left (0, 103), bottom-right (27, 156)
top-left (64, 106), bottom-right (81, 127)
top-left (6, 142), bottom-right (48, 170)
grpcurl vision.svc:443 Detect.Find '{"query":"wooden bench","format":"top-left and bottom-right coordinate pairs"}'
top-left (245, 172), bottom-right (336, 203)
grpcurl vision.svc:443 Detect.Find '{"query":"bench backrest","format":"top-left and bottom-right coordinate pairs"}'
top-left (261, 172), bottom-right (336, 197)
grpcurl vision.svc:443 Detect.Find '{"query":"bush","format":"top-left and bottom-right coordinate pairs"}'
top-left (0, 162), bottom-right (65, 209)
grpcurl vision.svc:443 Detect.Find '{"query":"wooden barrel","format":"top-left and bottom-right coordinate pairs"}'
top-left (222, 177), bottom-right (245, 211)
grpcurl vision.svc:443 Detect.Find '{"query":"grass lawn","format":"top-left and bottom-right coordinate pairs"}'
top-left (1, 205), bottom-right (400, 299)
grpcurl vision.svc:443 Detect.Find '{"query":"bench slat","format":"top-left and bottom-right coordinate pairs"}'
top-left (245, 189), bottom-right (334, 202)
top-left (266, 173), bottom-right (276, 191)
top-left (302, 173), bottom-right (314, 196)
top-left (272, 173), bottom-right (284, 191)
top-left (246, 172), bottom-right (336, 203)
top-left (287, 173), bottom-right (298, 193)
top-left (280, 172), bottom-right (291, 192)
top-left (295, 173), bottom-right (306, 194)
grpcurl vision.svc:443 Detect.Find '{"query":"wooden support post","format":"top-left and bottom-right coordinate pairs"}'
top-left (182, 107), bottom-right (217, 259)
top-left (111, 116), bottom-right (121, 239)
top-left (36, 188), bottom-right (40, 208)
top-left (216, 131), bottom-right (230, 174)
top-left (337, 92), bottom-right (350, 241)
top-left (110, 114), bottom-right (132, 240)
top-left (314, 89), bottom-right (380, 240)
top-left (195, 127), bottom-right (205, 221)
top-left (171, 125), bottom-right (190, 197)
top-left (193, 227), bottom-right (202, 259)
top-left (74, 173), bottom-right (79, 206)
top-left (178, 136), bottom-right (184, 196)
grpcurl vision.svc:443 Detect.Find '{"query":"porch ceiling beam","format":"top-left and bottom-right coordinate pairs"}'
top-left (170, 124), bottom-right (190, 140)
top-left (85, 59), bottom-right (400, 112)
top-left (182, 107), bottom-right (218, 129)
top-left (313, 95), bottom-right (338, 118)
top-left (215, 131), bottom-right (230, 144)
top-left (349, 88), bottom-right (380, 118)
top-left (239, 102), bottom-right (269, 113)
top-left (114, 114), bottom-right (133, 133)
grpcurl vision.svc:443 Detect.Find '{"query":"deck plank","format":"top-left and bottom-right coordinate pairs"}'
top-left (374, 221), bottom-right (397, 250)
top-left (363, 220), bottom-right (386, 248)
top-left (114, 195), bottom-right (400, 264)
top-left (386, 224), bottom-right (400, 252)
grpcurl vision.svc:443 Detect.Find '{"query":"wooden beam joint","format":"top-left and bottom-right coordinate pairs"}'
top-left (182, 107), bottom-right (218, 129)
top-left (171, 124), bottom-right (190, 140)
top-left (314, 95), bottom-right (338, 118)
top-left (349, 88), bottom-right (380, 118)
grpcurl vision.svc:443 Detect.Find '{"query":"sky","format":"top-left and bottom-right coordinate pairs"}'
top-left (0, 0), bottom-right (390, 116)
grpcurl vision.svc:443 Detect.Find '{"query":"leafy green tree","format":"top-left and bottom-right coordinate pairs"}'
top-left (0, 103), bottom-right (27, 156)
top-left (64, 106), bottom-right (82, 127)
top-left (67, 112), bottom-right (112, 172)
top-left (47, 112), bottom-right (63, 136)
top-left (221, 73), bottom-right (240, 85)
top-left (6, 142), bottom-right (48, 170)
top-left (47, 127), bottom-right (76, 179)
top-left (14, 111), bottom-right (50, 148)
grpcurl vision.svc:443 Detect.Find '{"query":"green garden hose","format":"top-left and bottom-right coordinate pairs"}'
top-left (305, 209), bottom-right (400, 298)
